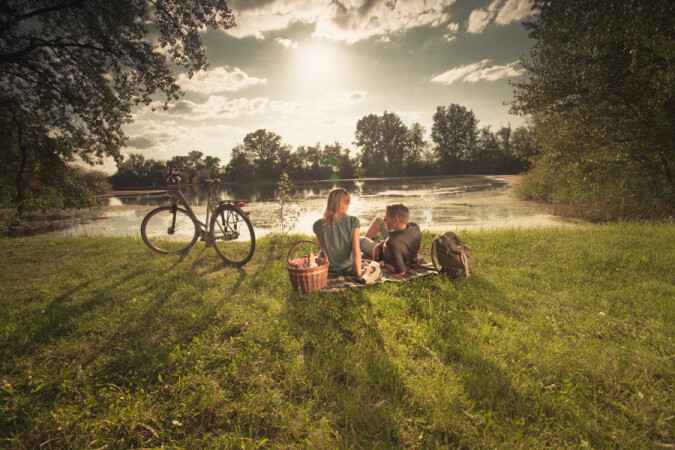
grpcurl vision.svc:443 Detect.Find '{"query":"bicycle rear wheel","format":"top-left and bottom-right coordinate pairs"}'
top-left (210, 204), bottom-right (255, 266)
top-left (141, 206), bottom-right (199, 254)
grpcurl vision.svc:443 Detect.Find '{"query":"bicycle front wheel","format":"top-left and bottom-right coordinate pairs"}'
top-left (141, 206), bottom-right (199, 254)
top-left (210, 205), bottom-right (255, 266)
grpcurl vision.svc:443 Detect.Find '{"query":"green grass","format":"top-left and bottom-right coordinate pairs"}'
top-left (1, 223), bottom-right (673, 448)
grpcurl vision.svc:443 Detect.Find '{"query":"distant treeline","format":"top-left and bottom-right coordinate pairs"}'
top-left (111, 104), bottom-right (537, 187)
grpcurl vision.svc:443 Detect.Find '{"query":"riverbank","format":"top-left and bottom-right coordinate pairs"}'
top-left (1, 223), bottom-right (673, 447)
top-left (3, 174), bottom-right (568, 238)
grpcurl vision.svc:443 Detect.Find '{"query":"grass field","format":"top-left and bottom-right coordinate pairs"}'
top-left (1, 223), bottom-right (673, 448)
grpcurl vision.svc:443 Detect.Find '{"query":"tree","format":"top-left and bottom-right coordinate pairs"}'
top-left (511, 126), bottom-right (538, 161)
top-left (334, 146), bottom-right (357, 180)
top-left (283, 147), bottom-right (308, 180)
top-left (406, 123), bottom-right (427, 175)
top-left (511, 0), bottom-right (674, 216)
top-left (323, 143), bottom-right (357, 180)
top-left (203, 155), bottom-right (221, 178)
top-left (476, 127), bottom-right (500, 165)
top-left (431, 104), bottom-right (478, 172)
top-left (188, 151), bottom-right (206, 173)
top-left (242, 129), bottom-right (282, 180)
top-left (354, 111), bottom-right (410, 177)
top-left (496, 126), bottom-right (512, 160)
top-left (354, 114), bottom-right (385, 176)
top-left (223, 145), bottom-right (255, 182)
top-left (110, 153), bottom-right (154, 186)
top-left (0, 0), bottom-right (235, 217)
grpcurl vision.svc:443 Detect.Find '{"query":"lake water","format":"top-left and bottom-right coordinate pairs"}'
top-left (45, 175), bottom-right (569, 238)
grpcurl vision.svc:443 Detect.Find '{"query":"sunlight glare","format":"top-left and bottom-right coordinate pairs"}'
top-left (293, 40), bottom-right (342, 90)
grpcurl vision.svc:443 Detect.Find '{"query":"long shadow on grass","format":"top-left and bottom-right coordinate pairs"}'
top-left (1, 261), bottom-right (205, 440)
top-left (282, 288), bottom-right (412, 447)
top-left (3, 261), bottom-right (179, 359)
top-left (422, 275), bottom-right (554, 433)
top-left (3, 243), bottom-right (215, 369)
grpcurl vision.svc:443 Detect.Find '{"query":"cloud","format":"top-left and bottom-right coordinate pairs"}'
top-left (318, 90), bottom-right (368, 110)
top-left (269, 90), bottom-right (367, 115)
top-left (151, 96), bottom-right (270, 119)
top-left (444, 22), bottom-right (459, 41)
top-left (431, 60), bottom-right (490, 84)
top-left (123, 120), bottom-right (250, 157)
top-left (147, 90), bottom-right (366, 120)
top-left (467, 9), bottom-right (490, 33)
top-left (125, 89), bottom-right (369, 156)
top-left (227, 0), bottom-right (458, 43)
top-left (464, 61), bottom-right (524, 82)
top-left (431, 60), bottom-right (523, 84)
top-left (177, 67), bottom-right (267, 95)
top-left (275, 37), bottom-right (298, 48)
top-left (495, 0), bottom-right (533, 24)
top-left (467, 0), bottom-right (533, 33)
top-left (126, 136), bottom-right (156, 149)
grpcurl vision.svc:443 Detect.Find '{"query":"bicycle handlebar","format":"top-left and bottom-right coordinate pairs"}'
top-left (167, 169), bottom-right (181, 185)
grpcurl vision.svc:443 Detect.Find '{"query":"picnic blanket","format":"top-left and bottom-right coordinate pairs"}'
top-left (323, 259), bottom-right (439, 292)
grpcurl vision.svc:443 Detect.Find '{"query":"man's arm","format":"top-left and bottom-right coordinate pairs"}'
top-left (382, 243), bottom-right (407, 274)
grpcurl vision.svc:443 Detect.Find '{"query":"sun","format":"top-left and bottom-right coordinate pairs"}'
top-left (293, 40), bottom-right (342, 90)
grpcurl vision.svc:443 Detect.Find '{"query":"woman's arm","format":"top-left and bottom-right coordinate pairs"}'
top-left (351, 227), bottom-right (363, 277)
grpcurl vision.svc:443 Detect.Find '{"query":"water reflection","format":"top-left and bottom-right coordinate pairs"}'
top-left (49, 175), bottom-right (567, 238)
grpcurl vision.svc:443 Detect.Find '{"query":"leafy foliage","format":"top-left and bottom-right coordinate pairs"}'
top-left (110, 117), bottom-right (534, 188)
top-left (511, 0), bottom-right (674, 218)
top-left (432, 103), bottom-right (478, 169)
top-left (355, 111), bottom-right (414, 177)
top-left (0, 0), bottom-right (235, 215)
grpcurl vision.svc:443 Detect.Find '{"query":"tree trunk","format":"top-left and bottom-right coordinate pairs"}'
top-left (659, 149), bottom-right (672, 187)
top-left (10, 128), bottom-right (28, 231)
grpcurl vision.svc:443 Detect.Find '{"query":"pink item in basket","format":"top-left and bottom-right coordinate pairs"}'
top-left (289, 257), bottom-right (308, 268)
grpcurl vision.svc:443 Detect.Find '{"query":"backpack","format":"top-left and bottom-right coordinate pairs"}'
top-left (431, 231), bottom-right (475, 279)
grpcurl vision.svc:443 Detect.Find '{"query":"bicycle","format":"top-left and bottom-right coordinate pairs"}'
top-left (140, 170), bottom-right (255, 266)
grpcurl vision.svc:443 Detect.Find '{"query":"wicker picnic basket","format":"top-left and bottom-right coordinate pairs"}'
top-left (286, 240), bottom-right (329, 293)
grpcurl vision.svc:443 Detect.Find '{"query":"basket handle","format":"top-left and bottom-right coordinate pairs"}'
top-left (286, 240), bottom-right (330, 265)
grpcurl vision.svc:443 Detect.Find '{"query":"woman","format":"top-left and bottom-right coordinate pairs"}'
top-left (313, 187), bottom-right (363, 277)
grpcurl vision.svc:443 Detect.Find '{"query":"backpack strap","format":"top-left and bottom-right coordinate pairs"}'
top-left (460, 251), bottom-right (470, 277)
top-left (430, 236), bottom-right (441, 272)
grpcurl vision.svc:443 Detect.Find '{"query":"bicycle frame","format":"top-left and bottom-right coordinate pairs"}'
top-left (141, 171), bottom-right (255, 265)
top-left (164, 180), bottom-right (246, 242)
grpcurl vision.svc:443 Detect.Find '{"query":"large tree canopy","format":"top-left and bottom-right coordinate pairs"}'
top-left (0, 0), bottom-right (235, 163)
top-left (0, 0), bottom-right (235, 219)
top-left (431, 103), bottom-right (478, 169)
top-left (354, 111), bottom-right (410, 177)
top-left (511, 0), bottom-right (673, 217)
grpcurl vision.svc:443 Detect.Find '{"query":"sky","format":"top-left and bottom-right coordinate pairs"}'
top-left (113, 0), bottom-right (536, 173)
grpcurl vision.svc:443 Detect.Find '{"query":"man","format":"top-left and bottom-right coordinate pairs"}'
top-left (360, 204), bottom-right (422, 274)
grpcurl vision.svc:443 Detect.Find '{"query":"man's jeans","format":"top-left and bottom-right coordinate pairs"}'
top-left (360, 221), bottom-right (389, 259)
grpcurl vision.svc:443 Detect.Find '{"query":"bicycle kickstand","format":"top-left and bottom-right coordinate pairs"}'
top-left (192, 233), bottom-right (213, 264)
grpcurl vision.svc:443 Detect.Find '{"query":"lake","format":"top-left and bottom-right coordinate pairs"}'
top-left (45, 175), bottom-right (569, 238)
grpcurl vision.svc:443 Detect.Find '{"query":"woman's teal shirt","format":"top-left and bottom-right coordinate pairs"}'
top-left (313, 215), bottom-right (360, 271)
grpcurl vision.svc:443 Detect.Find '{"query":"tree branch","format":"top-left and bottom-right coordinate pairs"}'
top-left (0, 38), bottom-right (111, 64)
